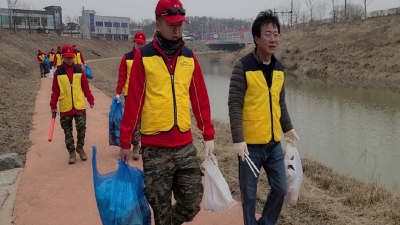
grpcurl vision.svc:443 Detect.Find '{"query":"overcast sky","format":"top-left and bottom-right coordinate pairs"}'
top-left (2, 0), bottom-right (399, 21)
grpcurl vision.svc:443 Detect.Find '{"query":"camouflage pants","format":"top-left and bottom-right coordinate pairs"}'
top-left (39, 64), bottom-right (44, 76)
top-left (142, 143), bottom-right (203, 225)
top-left (60, 112), bottom-right (86, 153)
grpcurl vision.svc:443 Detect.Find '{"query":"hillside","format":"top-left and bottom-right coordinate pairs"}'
top-left (222, 15), bottom-right (400, 87)
top-left (0, 28), bottom-right (133, 162)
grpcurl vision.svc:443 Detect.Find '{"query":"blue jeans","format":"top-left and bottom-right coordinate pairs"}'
top-left (239, 142), bottom-right (287, 225)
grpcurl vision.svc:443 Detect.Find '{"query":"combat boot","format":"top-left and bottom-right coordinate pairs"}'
top-left (132, 145), bottom-right (140, 160)
top-left (69, 151), bottom-right (76, 164)
top-left (76, 146), bottom-right (87, 161)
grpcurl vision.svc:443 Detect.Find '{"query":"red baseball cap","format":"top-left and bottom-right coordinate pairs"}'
top-left (155, 0), bottom-right (188, 24)
top-left (38, 49), bottom-right (42, 53)
top-left (134, 32), bottom-right (146, 44)
top-left (57, 45), bottom-right (62, 49)
top-left (72, 44), bottom-right (76, 47)
top-left (62, 45), bottom-right (75, 58)
top-left (51, 48), bottom-right (55, 51)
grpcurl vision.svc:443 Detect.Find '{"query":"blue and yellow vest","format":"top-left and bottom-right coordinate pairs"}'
top-left (139, 43), bottom-right (194, 135)
top-left (123, 51), bottom-right (134, 96)
top-left (240, 53), bottom-right (284, 144)
top-left (56, 66), bottom-right (86, 113)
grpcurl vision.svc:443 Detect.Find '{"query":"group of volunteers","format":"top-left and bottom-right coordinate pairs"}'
top-left (47, 0), bottom-right (300, 224)
top-left (37, 44), bottom-right (85, 78)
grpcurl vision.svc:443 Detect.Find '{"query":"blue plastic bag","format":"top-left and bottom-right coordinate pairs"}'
top-left (92, 146), bottom-right (151, 225)
top-left (85, 65), bottom-right (93, 79)
top-left (43, 56), bottom-right (50, 73)
top-left (44, 55), bottom-right (50, 65)
top-left (109, 97), bottom-right (124, 146)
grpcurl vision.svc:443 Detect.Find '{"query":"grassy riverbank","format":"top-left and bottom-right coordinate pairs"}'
top-left (87, 58), bottom-right (400, 224)
top-left (221, 15), bottom-right (400, 88)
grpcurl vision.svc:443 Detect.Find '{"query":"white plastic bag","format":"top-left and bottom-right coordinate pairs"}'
top-left (49, 68), bottom-right (54, 79)
top-left (284, 143), bottom-right (303, 205)
top-left (202, 153), bottom-right (236, 212)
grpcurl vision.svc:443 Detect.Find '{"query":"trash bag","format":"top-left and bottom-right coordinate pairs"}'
top-left (85, 65), bottom-right (93, 79)
top-left (49, 68), bottom-right (55, 79)
top-left (92, 146), bottom-right (151, 225)
top-left (202, 153), bottom-right (236, 212)
top-left (109, 97), bottom-right (124, 146)
top-left (44, 55), bottom-right (50, 65)
top-left (284, 143), bottom-right (303, 205)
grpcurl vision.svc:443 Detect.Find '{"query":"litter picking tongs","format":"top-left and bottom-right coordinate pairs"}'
top-left (244, 152), bottom-right (260, 178)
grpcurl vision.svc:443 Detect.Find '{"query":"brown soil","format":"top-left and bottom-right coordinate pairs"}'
top-left (89, 58), bottom-right (400, 224)
top-left (0, 28), bottom-right (133, 162)
top-left (221, 15), bottom-right (400, 88)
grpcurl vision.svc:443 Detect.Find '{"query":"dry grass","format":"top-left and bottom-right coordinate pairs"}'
top-left (221, 15), bottom-right (400, 88)
top-left (0, 28), bottom-right (135, 161)
top-left (90, 58), bottom-right (400, 224)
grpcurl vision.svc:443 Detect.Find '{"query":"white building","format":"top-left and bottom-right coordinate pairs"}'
top-left (80, 10), bottom-right (130, 40)
top-left (0, 6), bottom-right (62, 33)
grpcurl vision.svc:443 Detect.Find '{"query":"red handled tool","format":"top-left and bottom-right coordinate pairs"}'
top-left (48, 112), bottom-right (57, 142)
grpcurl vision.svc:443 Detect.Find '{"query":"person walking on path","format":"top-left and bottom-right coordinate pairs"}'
top-left (37, 49), bottom-right (46, 78)
top-left (119, 0), bottom-right (215, 224)
top-left (115, 32), bottom-right (146, 160)
top-left (48, 48), bottom-right (56, 68)
top-left (72, 44), bottom-right (86, 67)
top-left (228, 10), bottom-right (299, 225)
top-left (53, 46), bottom-right (63, 68)
top-left (50, 45), bottom-right (95, 164)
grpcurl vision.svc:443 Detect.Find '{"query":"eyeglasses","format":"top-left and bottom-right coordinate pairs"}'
top-left (160, 8), bottom-right (186, 16)
top-left (262, 33), bottom-right (280, 39)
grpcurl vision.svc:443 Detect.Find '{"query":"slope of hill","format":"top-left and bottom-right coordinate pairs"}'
top-left (222, 15), bottom-right (400, 87)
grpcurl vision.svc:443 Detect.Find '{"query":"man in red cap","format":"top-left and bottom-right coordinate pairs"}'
top-left (72, 44), bottom-right (85, 67)
top-left (37, 49), bottom-right (46, 78)
top-left (119, 0), bottom-right (215, 224)
top-left (115, 32), bottom-right (146, 160)
top-left (48, 48), bottom-right (56, 68)
top-left (50, 45), bottom-right (94, 164)
top-left (53, 46), bottom-right (63, 68)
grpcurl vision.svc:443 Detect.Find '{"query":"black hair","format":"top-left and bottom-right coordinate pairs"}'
top-left (251, 10), bottom-right (281, 46)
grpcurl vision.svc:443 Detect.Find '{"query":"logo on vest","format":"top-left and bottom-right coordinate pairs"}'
top-left (180, 61), bottom-right (193, 68)
top-left (275, 74), bottom-right (283, 81)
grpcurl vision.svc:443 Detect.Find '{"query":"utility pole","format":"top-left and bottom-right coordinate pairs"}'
top-left (274, 1), bottom-right (293, 28)
top-left (345, 0), bottom-right (347, 20)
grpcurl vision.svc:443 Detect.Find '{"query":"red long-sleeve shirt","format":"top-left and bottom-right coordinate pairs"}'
top-left (50, 63), bottom-right (94, 116)
top-left (116, 47), bottom-right (136, 95)
top-left (119, 41), bottom-right (215, 149)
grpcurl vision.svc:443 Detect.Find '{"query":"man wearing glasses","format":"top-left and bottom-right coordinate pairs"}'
top-left (119, 0), bottom-right (215, 224)
top-left (228, 10), bottom-right (299, 225)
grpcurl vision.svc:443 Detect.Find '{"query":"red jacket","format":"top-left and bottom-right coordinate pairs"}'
top-left (50, 63), bottom-right (94, 116)
top-left (37, 53), bottom-right (45, 65)
top-left (119, 41), bottom-right (215, 149)
top-left (116, 47), bottom-right (136, 95)
top-left (75, 50), bottom-right (85, 65)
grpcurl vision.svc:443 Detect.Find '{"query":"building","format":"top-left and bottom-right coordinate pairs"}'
top-left (80, 10), bottom-right (130, 40)
top-left (0, 6), bottom-right (62, 33)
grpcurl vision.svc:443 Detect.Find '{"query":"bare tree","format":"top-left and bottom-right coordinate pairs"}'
top-left (21, 2), bottom-right (33, 33)
top-left (363, 0), bottom-right (374, 19)
top-left (64, 15), bottom-right (72, 37)
top-left (314, 1), bottom-right (327, 22)
top-left (96, 25), bottom-right (103, 36)
top-left (7, 0), bottom-right (19, 30)
top-left (304, 0), bottom-right (315, 24)
top-left (292, 0), bottom-right (302, 25)
top-left (39, 13), bottom-right (47, 31)
top-left (328, 0), bottom-right (339, 23)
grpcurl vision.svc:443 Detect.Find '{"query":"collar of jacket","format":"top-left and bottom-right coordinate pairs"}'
top-left (152, 32), bottom-right (185, 63)
top-left (252, 48), bottom-right (277, 69)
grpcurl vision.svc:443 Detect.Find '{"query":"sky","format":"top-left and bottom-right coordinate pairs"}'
top-left (1, 0), bottom-right (399, 21)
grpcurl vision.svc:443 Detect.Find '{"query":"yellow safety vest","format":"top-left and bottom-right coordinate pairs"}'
top-left (56, 66), bottom-right (86, 113)
top-left (241, 54), bottom-right (284, 144)
top-left (123, 51), bottom-right (134, 96)
top-left (56, 53), bottom-right (62, 67)
top-left (140, 44), bottom-right (194, 135)
top-left (49, 53), bottom-right (55, 62)
top-left (74, 51), bottom-right (82, 65)
top-left (38, 53), bottom-right (45, 63)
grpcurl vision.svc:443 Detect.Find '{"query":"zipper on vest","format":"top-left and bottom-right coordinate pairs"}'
top-left (171, 74), bottom-right (177, 124)
top-left (69, 68), bottom-right (74, 108)
top-left (269, 70), bottom-right (274, 141)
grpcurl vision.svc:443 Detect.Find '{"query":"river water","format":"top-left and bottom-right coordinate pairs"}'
top-left (197, 55), bottom-right (400, 191)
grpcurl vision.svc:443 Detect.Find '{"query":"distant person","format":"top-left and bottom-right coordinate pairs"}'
top-left (72, 44), bottom-right (86, 67)
top-left (48, 48), bottom-right (55, 68)
top-left (53, 45), bottom-right (63, 68)
top-left (50, 45), bottom-right (95, 164)
top-left (119, 0), bottom-right (215, 224)
top-left (37, 49), bottom-right (46, 78)
top-left (115, 31), bottom-right (146, 160)
top-left (228, 10), bottom-right (299, 225)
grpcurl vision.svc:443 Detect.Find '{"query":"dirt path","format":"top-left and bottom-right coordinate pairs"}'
top-left (12, 76), bottom-right (252, 224)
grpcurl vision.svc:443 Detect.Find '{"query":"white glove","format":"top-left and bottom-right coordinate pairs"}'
top-left (284, 129), bottom-right (299, 147)
top-left (204, 140), bottom-right (214, 156)
top-left (116, 94), bottom-right (120, 99)
top-left (51, 66), bottom-right (54, 69)
top-left (233, 142), bottom-right (249, 162)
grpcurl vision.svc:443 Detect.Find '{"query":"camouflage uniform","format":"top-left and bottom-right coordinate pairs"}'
top-left (141, 143), bottom-right (203, 225)
top-left (40, 65), bottom-right (45, 77)
top-left (60, 112), bottom-right (86, 152)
